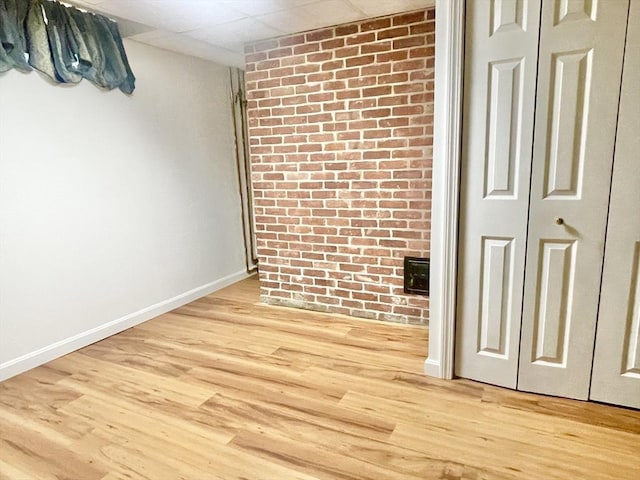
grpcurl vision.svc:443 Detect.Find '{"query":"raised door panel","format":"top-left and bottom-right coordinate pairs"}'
top-left (590, 0), bottom-right (640, 409)
top-left (478, 237), bottom-right (514, 358)
top-left (456, 0), bottom-right (540, 388)
top-left (531, 240), bottom-right (575, 365)
top-left (517, 0), bottom-right (629, 399)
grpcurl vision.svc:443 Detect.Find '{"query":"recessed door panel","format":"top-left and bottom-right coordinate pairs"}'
top-left (544, 50), bottom-right (591, 198)
top-left (478, 237), bottom-right (514, 357)
top-left (485, 59), bottom-right (523, 198)
top-left (456, 0), bottom-right (541, 388)
top-left (590, 0), bottom-right (640, 409)
top-left (622, 245), bottom-right (640, 377)
top-left (490, 0), bottom-right (528, 35)
top-left (517, 0), bottom-right (628, 400)
top-left (554, 0), bottom-right (597, 25)
top-left (532, 240), bottom-right (575, 365)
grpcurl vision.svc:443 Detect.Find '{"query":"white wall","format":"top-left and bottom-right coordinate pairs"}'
top-left (0, 41), bottom-right (247, 381)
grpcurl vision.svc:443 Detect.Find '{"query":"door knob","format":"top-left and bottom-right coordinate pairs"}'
top-left (555, 217), bottom-right (564, 225)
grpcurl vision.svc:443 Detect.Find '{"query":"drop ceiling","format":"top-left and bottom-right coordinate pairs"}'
top-left (66, 0), bottom-right (435, 67)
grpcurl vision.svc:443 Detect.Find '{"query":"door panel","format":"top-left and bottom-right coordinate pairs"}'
top-left (621, 245), bottom-right (640, 375)
top-left (553, 0), bottom-right (597, 25)
top-left (456, 0), bottom-right (541, 388)
top-left (590, 0), bottom-right (640, 409)
top-left (517, 0), bottom-right (629, 399)
top-left (484, 59), bottom-right (523, 199)
top-left (531, 240), bottom-right (576, 366)
top-left (543, 49), bottom-right (590, 198)
top-left (478, 237), bottom-right (514, 358)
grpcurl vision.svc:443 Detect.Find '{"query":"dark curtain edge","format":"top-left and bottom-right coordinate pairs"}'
top-left (0, 0), bottom-right (135, 93)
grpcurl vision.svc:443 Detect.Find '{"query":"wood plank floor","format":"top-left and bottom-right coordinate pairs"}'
top-left (1, 275), bottom-right (639, 480)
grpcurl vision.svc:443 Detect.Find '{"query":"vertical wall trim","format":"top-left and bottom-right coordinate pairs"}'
top-left (230, 67), bottom-right (258, 272)
top-left (425, 0), bottom-right (465, 379)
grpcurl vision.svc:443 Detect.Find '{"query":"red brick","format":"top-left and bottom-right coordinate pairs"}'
top-left (308, 72), bottom-right (334, 82)
top-left (294, 43), bottom-right (320, 55)
top-left (363, 150), bottom-right (391, 159)
top-left (279, 34), bottom-right (306, 47)
top-left (393, 59), bottom-right (426, 72)
top-left (362, 64), bottom-right (392, 76)
top-left (283, 95), bottom-right (307, 106)
top-left (269, 47), bottom-right (293, 59)
top-left (336, 90), bottom-right (361, 100)
top-left (336, 67), bottom-right (361, 79)
top-left (295, 64), bottom-right (321, 75)
top-left (321, 38), bottom-right (344, 50)
top-left (379, 95), bottom-right (408, 106)
top-left (393, 105), bottom-right (424, 116)
top-left (335, 46), bottom-right (360, 58)
top-left (256, 59), bottom-right (280, 70)
top-left (336, 24), bottom-right (359, 36)
top-left (361, 42), bottom-right (392, 54)
top-left (362, 86), bottom-right (392, 97)
top-left (378, 73), bottom-right (409, 84)
top-left (246, 52), bottom-right (267, 63)
top-left (307, 52), bottom-right (332, 62)
top-left (281, 75), bottom-right (307, 86)
top-left (393, 37), bottom-right (425, 49)
top-left (322, 60), bottom-right (344, 71)
top-left (378, 27), bottom-right (409, 40)
top-left (393, 11), bottom-right (426, 26)
top-left (346, 55), bottom-right (375, 67)
top-left (346, 33), bottom-right (375, 45)
top-left (362, 17), bottom-right (392, 31)
top-left (307, 29), bottom-right (334, 42)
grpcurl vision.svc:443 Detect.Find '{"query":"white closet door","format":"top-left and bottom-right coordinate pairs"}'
top-left (590, 0), bottom-right (640, 410)
top-left (455, 0), bottom-right (541, 388)
top-left (517, 0), bottom-right (629, 399)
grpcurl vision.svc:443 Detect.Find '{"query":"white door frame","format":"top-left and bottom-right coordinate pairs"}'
top-left (424, 0), bottom-right (465, 379)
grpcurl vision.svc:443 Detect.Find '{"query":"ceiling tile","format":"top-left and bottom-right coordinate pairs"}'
top-left (229, 0), bottom-right (320, 16)
top-left (130, 30), bottom-right (245, 67)
top-left (256, 6), bottom-right (318, 34)
top-left (185, 17), bottom-right (283, 47)
top-left (300, 0), bottom-right (364, 28)
top-left (346, 0), bottom-right (434, 18)
top-left (148, 1), bottom-right (247, 32)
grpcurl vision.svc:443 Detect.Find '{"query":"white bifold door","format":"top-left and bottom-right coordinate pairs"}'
top-left (589, 0), bottom-right (640, 409)
top-left (456, 0), bottom-right (640, 409)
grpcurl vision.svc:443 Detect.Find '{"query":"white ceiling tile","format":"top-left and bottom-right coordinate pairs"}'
top-left (129, 30), bottom-right (245, 67)
top-left (83, 1), bottom-right (163, 26)
top-left (148, 1), bottom-right (247, 32)
top-left (346, 0), bottom-right (434, 18)
top-left (230, 0), bottom-right (319, 16)
top-left (256, 6), bottom-right (317, 34)
top-left (185, 17), bottom-right (283, 46)
top-left (300, 0), bottom-right (364, 28)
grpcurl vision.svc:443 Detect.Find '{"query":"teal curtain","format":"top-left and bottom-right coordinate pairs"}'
top-left (0, 0), bottom-right (135, 93)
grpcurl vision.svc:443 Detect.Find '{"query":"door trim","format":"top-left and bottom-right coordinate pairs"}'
top-left (424, 0), bottom-right (465, 379)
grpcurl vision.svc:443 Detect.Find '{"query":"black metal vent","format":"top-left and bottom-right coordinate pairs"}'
top-left (404, 257), bottom-right (429, 296)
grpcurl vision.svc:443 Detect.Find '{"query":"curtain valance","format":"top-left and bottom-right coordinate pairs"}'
top-left (0, 0), bottom-right (135, 93)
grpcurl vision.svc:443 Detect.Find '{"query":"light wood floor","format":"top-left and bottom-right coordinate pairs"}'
top-left (1, 276), bottom-right (639, 480)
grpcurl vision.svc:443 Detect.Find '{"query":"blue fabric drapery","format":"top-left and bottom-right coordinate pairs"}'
top-left (0, 0), bottom-right (135, 93)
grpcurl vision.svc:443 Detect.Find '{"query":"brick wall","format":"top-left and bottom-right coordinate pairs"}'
top-left (244, 8), bottom-right (434, 324)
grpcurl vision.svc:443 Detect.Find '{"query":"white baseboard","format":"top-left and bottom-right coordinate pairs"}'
top-left (424, 358), bottom-right (442, 378)
top-left (0, 269), bottom-right (250, 382)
